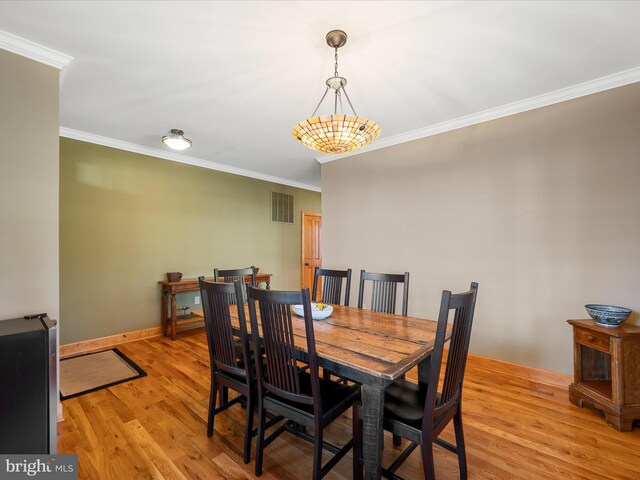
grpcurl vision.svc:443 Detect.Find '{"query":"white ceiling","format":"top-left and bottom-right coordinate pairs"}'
top-left (1, 1), bottom-right (640, 190)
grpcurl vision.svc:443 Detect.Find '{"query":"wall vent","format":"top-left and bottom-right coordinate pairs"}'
top-left (272, 192), bottom-right (294, 223)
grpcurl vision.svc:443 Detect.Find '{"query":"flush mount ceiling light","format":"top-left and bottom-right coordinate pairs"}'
top-left (162, 129), bottom-right (192, 151)
top-left (292, 30), bottom-right (381, 155)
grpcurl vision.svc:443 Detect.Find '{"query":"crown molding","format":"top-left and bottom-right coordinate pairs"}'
top-left (59, 127), bottom-right (321, 192)
top-left (0, 29), bottom-right (74, 82)
top-left (316, 66), bottom-right (640, 164)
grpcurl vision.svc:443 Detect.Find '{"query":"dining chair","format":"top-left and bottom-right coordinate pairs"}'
top-left (312, 267), bottom-right (353, 381)
top-left (357, 269), bottom-right (410, 430)
top-left (312, 267), bottom-right (352, 306)
top-left (211, 267), bottom-right (259, 402)
top-left (246, 286), bottom-right (363, 480)
top-left (357, 270), bottom-right (410, 316)
top-left (214, 266), bottom-right (257, 293)
top-left (198, 278), bottom-right (257, 464)
top-left (381, 282), bottom-right (479, 480)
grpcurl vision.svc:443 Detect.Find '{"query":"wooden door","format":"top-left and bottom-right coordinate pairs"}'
top-left (301, 212), bottom-right (322, 293)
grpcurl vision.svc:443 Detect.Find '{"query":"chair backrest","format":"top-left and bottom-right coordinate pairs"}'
top-left (247, 286), bottom-right (320, 409)
top-left (214, 266), bottom-right (257, 303)
top-left (423, 282), bottom-right (478, 432)
top-left (357, 270), bottom-right (410, 316)
top-left (199, 277), bottom-right (252, 382)
top-left (312, 267), bottom-right (352, 306)
top-left (214, 266), bottom-right (257, 286)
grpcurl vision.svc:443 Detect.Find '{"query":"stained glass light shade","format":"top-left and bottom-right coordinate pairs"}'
top-left (292, 114), bottom-right (381, 154)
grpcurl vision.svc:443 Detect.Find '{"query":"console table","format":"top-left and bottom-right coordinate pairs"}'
top-left (158, 274), bottom-right (272, 340)
top-left (568, 319), bottom-right (640, 431)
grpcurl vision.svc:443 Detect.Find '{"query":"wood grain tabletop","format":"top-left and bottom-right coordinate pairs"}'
top-left (231, 304), bottom-right (450, 381)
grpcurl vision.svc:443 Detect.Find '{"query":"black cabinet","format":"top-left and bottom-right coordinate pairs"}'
top-left (0, 314), bottom-right (57, 453)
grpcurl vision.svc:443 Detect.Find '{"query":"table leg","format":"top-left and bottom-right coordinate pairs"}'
top-left (418, 354), bottom-right (432, 384)
top-left (362, 383), bottom-right (385, 480)
top-left (161, 291), bottom-right (168, 336)
top-left (170, 290), bottom-right (177, 341)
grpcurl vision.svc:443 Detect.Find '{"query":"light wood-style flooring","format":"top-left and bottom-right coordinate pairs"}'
top-left (58, 329), bottom-right (640, 479)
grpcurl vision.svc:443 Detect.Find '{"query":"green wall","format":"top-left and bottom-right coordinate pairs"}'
top-left (60, 138), bottom-right (321, 344)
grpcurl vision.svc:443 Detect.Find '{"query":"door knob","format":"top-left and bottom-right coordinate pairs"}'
top-left (305, 263), bottom-right (309, 266)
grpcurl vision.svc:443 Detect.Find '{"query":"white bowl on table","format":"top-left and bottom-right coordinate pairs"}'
top-left (292, 303), bottom-right (333, 320)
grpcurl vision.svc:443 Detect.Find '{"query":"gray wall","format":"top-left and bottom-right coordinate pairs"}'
top-left (0, 49), bottom-right (60, 322)
top-left (321, 82), bottom-right (640, 374)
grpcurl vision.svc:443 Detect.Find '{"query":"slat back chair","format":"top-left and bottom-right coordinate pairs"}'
top-left (312, 267), bottom-right (352, 381)
top-left (312, 267), bottom-right (352, 306)
top-left (214, 266), bottom-right (257, 302)
top-left (247, 286), bottom-right (362, 480)
top-left (382, 282), bottom-right (479, 480)
top-left (357, 270), bottom-right (410, 316)
top-left (198, 278), bottom-right (257, 464)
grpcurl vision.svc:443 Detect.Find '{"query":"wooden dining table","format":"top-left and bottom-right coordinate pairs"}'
top-left (230, 303), bottom-right (450, 480)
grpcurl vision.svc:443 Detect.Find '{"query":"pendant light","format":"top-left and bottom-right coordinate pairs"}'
top-left (292, 30), bottom-right (381, 155)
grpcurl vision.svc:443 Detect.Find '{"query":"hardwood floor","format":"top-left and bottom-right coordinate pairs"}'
top-left (58, 329), bottom-right (640, 479)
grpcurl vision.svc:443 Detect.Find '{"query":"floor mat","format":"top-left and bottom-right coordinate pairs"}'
top-left (60, 348), bottom-right (146, 400)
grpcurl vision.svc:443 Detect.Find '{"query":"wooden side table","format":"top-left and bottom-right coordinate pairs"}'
top-left (567, 319), bottom-right (640, 431)
top-left (158, 274), bottom-right (272, 340)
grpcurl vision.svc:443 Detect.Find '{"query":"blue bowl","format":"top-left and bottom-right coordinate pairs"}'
top-left (585, 304), bottom-right (632, 327)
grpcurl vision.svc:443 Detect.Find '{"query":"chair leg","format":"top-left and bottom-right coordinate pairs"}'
top-left (312, 429), bottom-right (324, 480)
top-left (243, 393), bottom-right (256, 464)
top-left (393, 434), bottom-right (402, 447)
top-left (323, 368), bottom-right (331, 380)
top-left (453, 411), bottom-right (468, 480)
top-left (255, 402), bottom-right (266, 477)
top-left (421, 440), bottom-right (436, 480)
top-left (207, 376), bottom-right (218, 437)
top-left (353, 404), bottom-right (363, 480)
top-left (221, 385), bottom-right (229, 404)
